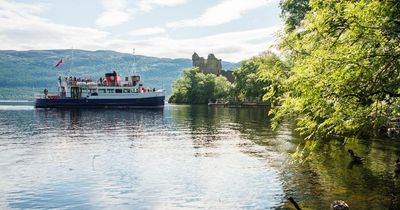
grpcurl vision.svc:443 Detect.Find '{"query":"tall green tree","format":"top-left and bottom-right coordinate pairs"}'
top-left (169, 67), bottom-right (232, 104)
top-left (232, 52), bottom-right (288, 102)
top-left (233, 54), bottom-right (271, 100)
top-left (272, 0), bottom-right (400, 140)
top-left (257, 52), bottom-right (290, 105)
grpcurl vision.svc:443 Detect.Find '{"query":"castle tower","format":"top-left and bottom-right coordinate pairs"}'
top-left (192, 52), bottom-right (204, 70)
top-left (192, 52), bottom-right (221, 75)
top-left (204, 53), bottom-right (222, 75)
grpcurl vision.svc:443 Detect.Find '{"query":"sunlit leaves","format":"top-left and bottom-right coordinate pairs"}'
top-left (280, 0), bottom-right (310, 31)
top-left (273, 0), bottom-right (400, 140)
top-left (169, 67), bottom-right (232, 104)
top-left (233, 52), bottom-right (287, 101)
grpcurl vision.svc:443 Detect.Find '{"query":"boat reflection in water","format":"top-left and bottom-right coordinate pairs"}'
top-left (35, 108), bottom-right (164, 131)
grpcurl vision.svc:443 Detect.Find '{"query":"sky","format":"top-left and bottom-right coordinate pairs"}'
top-left (0, 0), bottom-right (282, 62)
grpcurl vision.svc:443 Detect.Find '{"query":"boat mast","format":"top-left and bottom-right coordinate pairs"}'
top-left (68, 48), bottom-right (74, 77)
top-left (132, 48), bottom-right (137, 75)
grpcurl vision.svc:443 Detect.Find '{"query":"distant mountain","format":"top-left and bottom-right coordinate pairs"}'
top-left (0, 50), bottom-right (239, 99)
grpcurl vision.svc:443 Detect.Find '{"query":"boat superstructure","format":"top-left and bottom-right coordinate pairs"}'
top-left (34, 71), bottom-right (165, 108)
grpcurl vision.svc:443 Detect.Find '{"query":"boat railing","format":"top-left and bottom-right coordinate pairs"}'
top-left (34, 92), bottom-right (60, 99)
top-left (67, 81), bottom-right (98, 87)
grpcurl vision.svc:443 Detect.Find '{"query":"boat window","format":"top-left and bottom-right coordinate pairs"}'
top-left (132, 88), bottom-right (137, 93)
top-left (107, 89), bottom-right (114, 93)
top-left (99, 89), bottom-right (106, 93)
top-left (116, 89), bottom-right (122, 93)
top-left (123, 89), bottom-right (130, 93)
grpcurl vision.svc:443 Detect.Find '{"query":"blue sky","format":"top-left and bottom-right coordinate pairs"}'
top-left (0, 0), bottom-right (282, 61)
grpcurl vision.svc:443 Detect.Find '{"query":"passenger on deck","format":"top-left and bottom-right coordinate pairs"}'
top-left (44, 89), bottom-right (48, 98)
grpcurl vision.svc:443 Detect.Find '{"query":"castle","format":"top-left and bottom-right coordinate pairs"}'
top-left (192, 52), bottom-right (234, 82)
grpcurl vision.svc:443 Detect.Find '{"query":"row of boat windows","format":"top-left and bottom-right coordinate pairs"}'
top-left (85, 88), bottom-right (154, 94)
top-left (98, 89), bottom-right (133, 93)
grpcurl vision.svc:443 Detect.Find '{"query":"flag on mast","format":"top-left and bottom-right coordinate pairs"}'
top-left (55, 58), bottom-right (63, 67)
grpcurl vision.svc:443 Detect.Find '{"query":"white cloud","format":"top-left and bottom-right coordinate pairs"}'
top-left (95, 0), bottom-right (187, 27)
top-left (0, 0), bottom-right (281, 62)
top-left (167, 0), bottom-right (272, 28)
top-left (105, 25), bottom-right (282, 62)
top-left (129, 27), bottom-right (166, 36)
top-left (0, 0), bottom-right (46, 14)
top-left (96, 0), bottom-right (131, 27)
top-left (138, 0), bottom-right (187, 12)
top-left (0, 0), bottom-right (108, 50)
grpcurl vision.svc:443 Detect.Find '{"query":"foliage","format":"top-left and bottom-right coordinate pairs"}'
top-left (257, 52), bottom-right (290, 105)
top-left (232, 54), bottom-right (269, 100)
top-left (272, 0), bottom-right (400, 140)
top-left (168, 67), bottom-right (232, 104)
top-left (231, 52), bottom-right (288, 102)
top-left (280, 0), bottom-right (310, 31)
top-left (169, 52), bottom-right (286, 104)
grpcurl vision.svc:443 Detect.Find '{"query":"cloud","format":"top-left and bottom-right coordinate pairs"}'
top-left (0, 0), bottom-right (281, 62)
top-left (105, 25), bottom-right (282, 62)
top-left (95, 0), bottom-right (188, 27)
top-left (96, 0), bottom-right (131, 27)
top-left (138, 0), bottom-right (187, 12)
top-left (167, 0), bottom-right (273, 28)
top-left (0, 0), bottom-right (46, 14)
top-left (129, 27), bottom-right (166, 36)
top-left (0, 0), bottom-right (108, 49)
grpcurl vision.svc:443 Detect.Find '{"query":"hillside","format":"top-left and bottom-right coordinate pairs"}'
top-left (0, 50), bottom-right (239, 99)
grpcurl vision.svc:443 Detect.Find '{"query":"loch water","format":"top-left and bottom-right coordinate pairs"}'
top-left (1, 103), bottom-right (400, 209)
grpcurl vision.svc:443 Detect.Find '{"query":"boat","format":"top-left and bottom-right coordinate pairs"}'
top-left (34, 71), bottom-right (165, 108)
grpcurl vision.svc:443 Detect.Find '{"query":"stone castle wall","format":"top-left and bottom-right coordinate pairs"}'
top-left (192, 52), bottom-right (234, 82)
top-left (192, 53), bottom-right (222, 75)
top-left (220, 70), bottom-right (234, 83)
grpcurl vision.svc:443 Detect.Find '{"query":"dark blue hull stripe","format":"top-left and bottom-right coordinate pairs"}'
top-left (35, 96), bottom-right (165, 108)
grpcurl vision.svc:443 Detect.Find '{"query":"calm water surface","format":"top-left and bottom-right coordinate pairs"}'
top-left (1, 103), bottom-right (400, 209)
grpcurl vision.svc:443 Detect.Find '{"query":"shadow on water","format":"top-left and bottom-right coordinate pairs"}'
top-left (168, 105), bottom-right (276, 142)
top-left (168, 105), bottom-right (400, 209)
top-left (279, 137), bottom-right (400, 209)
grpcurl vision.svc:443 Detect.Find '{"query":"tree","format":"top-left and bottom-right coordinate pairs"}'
top-left (169, 77), bottom-right (190, 103)
top-left (232, 55), bottom-right (271, 100)
top-left (257, 52), bottom-right (290, 105)
top-left (214, 76), bottom-right (232, 100)
top-left (169, 67), bottom-right (232, 104)
top-left (273, 0), bottom-right (400, 140)
top-left (280, 0), bottom-right (310, 31)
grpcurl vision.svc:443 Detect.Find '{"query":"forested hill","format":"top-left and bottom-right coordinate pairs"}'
top-left (0, 50), bottom-right (239, 99)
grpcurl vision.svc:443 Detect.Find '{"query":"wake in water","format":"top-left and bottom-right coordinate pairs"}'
top-left (0, 100), bottom-right (34, 110)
